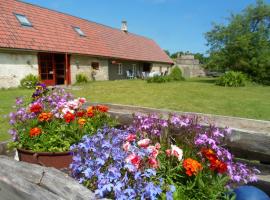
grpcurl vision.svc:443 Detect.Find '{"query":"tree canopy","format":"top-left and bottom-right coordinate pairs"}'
top-left (205, 0), bottom-right (270, 85)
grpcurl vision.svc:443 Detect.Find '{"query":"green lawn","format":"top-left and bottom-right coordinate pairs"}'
top-left (1, 78), bottom-right (270, 141)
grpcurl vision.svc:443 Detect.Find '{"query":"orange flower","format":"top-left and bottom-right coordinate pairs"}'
top-left (38, 112), bottom-right (53, 122)
top-left (87, 106), bottom-right (94, 117)
top-left (201, 148), bottom-right (217, 161)
top-left (78, 118), bottom-right (86, 126)
top-left (183, 158), bottom-right (203, 176)
top-left (64, 112), bottom-right (75, 123)
top-left (29, 127), bottom-right (42, 137)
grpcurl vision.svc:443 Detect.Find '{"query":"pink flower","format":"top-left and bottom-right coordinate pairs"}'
top-left (148, 157), bottom-right (159, 169)
top-left (78, 97), bottom-right (86, 104)
top-left (123, 142), bottom-right (130, 151)
top-left (155, 143), bottom-right (161, 150)
top-left (171, 145), bottom-right (183, 161)
top-left (165, 149), bottom-right (171, 156)
top-left (126, 134), bottom-right (137, 142)
top-left (138, 138), bottom-right (151, 148)
top-left (148, 145), bottom-right (159, 158)
top-left (125, 153), bottom-right (141, 169)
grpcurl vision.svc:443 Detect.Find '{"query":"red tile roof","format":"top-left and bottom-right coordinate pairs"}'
top-left (0, 0), bottom-right (173, 64)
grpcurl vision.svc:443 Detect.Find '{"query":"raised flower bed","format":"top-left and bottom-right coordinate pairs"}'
top-left (8, 84), bottom-right (116, 169)
top-left (70, 114), bottom-right (261, 199)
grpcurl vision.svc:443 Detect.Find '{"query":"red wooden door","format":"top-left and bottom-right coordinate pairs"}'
top-left (38, 53), bottom-right (55, 86)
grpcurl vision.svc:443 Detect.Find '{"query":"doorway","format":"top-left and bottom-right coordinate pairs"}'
top-left (38, 53), bottom-right (70, 86)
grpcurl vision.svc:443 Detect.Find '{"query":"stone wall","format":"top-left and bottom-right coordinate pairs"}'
top-left (0, 50), bottom-right (38, 88)
top-left (151, 62), bottom-right (171, 74)
top-left (175, 54), bottom-right (205, 78)
top-left (70, 55), bottom-right (109, 83)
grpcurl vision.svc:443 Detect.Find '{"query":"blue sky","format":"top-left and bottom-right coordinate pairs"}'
top-left (22, 0), bottom-right (270, 55)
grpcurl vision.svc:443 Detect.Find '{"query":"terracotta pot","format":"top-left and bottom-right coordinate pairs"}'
top-left (17, 148), bottom-right (72, 169)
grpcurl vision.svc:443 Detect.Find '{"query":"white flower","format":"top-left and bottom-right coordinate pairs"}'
top-left (171, 145), bottom-right (183, 161)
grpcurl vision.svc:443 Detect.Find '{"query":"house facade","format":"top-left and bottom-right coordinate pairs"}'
top-left (0, 0), bottom-right (173, 88)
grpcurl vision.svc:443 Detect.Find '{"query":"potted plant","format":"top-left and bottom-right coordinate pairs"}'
top-left (8, 83), bottom-right (116, 169)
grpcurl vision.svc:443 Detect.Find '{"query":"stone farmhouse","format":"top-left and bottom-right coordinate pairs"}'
top-left (0, 0), bottom-right (173, 88)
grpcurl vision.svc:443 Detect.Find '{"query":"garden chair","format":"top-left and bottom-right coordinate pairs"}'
top-left (126, 70), bottom-right (134, 79)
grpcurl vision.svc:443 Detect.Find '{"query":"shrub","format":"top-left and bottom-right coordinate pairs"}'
top-left (169, 66), bottom-right (184, 81)
top-left (20, 74), bottom-right (39, 89)
top-left (146, 75), bottom-right (171, 83)
top-left (76, 73), bottom-right (88, 83)
top-left (216, 71), bottom-right (246, 87)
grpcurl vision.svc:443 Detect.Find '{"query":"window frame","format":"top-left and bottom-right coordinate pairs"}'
top-left (73, 26), bottom-right (86, 37)
top-left (118, 63), bottom-right (123, 75)
top-left (14, 13), bottom-right (32, 27)
top-left (132, 64), bottom-right (137, 74)
top-left (91, 62), bottom-right (99, 70)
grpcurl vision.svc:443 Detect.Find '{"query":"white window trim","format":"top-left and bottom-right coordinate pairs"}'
top-left (118, 63), bottom-right (123, 75)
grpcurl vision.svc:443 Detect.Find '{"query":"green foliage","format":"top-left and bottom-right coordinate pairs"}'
top-left (20, 74), bottom-right (39, 89)
top-left (216, 71), bottom-right (247, 87)
top-left (146, 75), bottom-right (171, 83)
top-left (205, 0), bottom-right (270, 85)
top-left (76, 73), bottom-right (88, 83)
top-left (169, 66), bottom-right (184, 81)
top-left (164, 49), bottom-right (170, 57)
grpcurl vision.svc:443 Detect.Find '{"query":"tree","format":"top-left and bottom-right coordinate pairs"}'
top-left (164, 50), bottom-right (170, 57)
top-left (205, 0), bottom-right (270, 85)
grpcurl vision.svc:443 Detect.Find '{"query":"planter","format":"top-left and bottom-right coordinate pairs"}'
top-left (17, 148), bottom-right (72, 169)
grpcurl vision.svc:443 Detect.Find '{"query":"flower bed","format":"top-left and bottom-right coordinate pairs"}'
top-left (70, 114), bottom-right (260, 200)
top-left (8, 84), bottom-right (116, 162)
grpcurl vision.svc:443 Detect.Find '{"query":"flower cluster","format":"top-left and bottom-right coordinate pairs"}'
top-left (195, 127), bottom-right (259, 183)
top-left (183, 158), bottom-right (203, 176)
top-left (8, 84), bottom-right (115, 152)
top-left (132, 114), bottom-right (168, 136)
top-left (70, 128), bottom-right (175, 200)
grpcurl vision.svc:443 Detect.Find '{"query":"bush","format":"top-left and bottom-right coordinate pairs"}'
top-left (169, 66), bottom-right (184, 81)
top-left (216, 71), bottom-right (246, 87)
top-left (146, 75), bottom-right (171, 83)
top-left (20, 74), bottom-right (39, 89)
top-left (76, 73), bottom-right (88, 83)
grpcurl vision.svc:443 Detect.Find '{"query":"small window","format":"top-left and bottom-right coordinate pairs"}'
top-left (73, 27), bottom-right (85, 36)
top-left (91, 62), bottom-right (99, 70)
top-left (118, 63), bottom-right (123, 75)
top-left (15, 14), bottom-right (32, 27)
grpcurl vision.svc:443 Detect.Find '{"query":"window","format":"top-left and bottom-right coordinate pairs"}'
top-left (118, 63), bottom-right (123, 75)
top-left (73, 27), bottom-right (85, 37)
top-left (91, 62), bottom-right (99, 70)
top-left (15, 14), bottom-right (32, 27)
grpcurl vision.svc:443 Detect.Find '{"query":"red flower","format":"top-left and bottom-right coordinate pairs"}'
top-left (30, 127), bottom-right (42, 137)
top-left (148, 157), bottom-right (159, 169)
top-left (30, 103), bottom-right (42, 113)
top-left (210, 159), bottom-right (227, 174)
top-left (96, 105), bottom-right (109, 112)
top-left (126, 134), bottom-right (137, 142)
top-left (64, 112), bottom-right (75, 123)
top-left (76, 110), bottom-right (85, 117)
top-left (201, 148), bottom-right (217, 161)
top-left (125, 153), bottom-right (141, 169)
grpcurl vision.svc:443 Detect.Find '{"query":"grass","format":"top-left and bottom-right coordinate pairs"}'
top-left (1, 78), bottom-right (270, 141)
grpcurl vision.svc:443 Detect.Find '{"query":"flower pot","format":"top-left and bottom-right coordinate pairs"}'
top-left (17, 148), bottom-right (72, 169)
